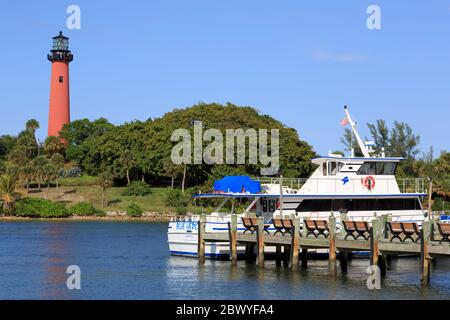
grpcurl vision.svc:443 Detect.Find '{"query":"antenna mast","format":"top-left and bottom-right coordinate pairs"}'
top-left (344, 106), bottom-right (371, 158)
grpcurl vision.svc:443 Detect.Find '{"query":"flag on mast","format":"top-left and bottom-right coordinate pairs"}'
top-left (341, 117), bottom-right (349, 126)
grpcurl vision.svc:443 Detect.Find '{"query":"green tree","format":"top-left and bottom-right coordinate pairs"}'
top-left (118, 149), bottom-right (136, 185)
top-left (50, 153), bottom-right (65, 190)
top-left (26, 119), bottom-right (40, 133)
top-left (163, 159), bottom-right (184, 188)
top-left (367, 119), bottom-right (390, 155)
top-left (0, 135), bottom-right (17, 159)
top-left (97, 170), bottom-right (113, 208)
top-left (0, 174), bottom-right (20, 214)
top-left (31, 156), bottom-right (49, 191)
top-left (43, 163), bottom-right (58, 198)
top-left (20, 163), bottom-right (34, 194)
top-left (44, 136), bottom-right (65, 156)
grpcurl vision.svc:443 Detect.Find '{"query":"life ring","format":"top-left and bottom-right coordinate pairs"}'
top-left (362, 176), bottom-right (376, 190)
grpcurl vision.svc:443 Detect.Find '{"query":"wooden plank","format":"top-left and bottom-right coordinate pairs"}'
top-left (257, 217), bottom-right (265, 268)
top-left (336, 239), bottom-right (370, 251)
top-left (198, 214), bottom-right (206, 264)
top-left (378, 241), bottom-right (421, 254)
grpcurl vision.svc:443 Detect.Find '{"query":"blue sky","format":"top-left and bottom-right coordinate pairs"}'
top-left (0, 0), bottom-right (449, 156)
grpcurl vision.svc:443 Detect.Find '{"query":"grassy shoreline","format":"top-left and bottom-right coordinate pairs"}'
top-left (0, 213), bottom-right (174, 222)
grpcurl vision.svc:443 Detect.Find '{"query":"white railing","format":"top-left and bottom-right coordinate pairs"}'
top-left (254, 177), bottom-right (426, 194)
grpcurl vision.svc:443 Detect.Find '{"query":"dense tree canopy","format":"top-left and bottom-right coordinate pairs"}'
top-left (60, 103), bottom-right (317, 187)
top-left (0, 103), bottom-right (448, 204)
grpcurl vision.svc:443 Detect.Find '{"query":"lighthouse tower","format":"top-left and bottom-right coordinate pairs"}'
top-left (47, 31), bottom-right (73, 138)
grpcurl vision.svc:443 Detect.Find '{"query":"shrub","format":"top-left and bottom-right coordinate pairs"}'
top-left (15, 198), bottom-right (70, 218)
top-left (59, 175), bottom-right (98, 186)
top-left (95, 209), bottom-right (107, 217)
top-left (69, 202), bottom-right (100, 216)
top-left (121, 181), bottom-right (152, 197)
top-left (175, 206), bottom-right (188, 215)
top-left (127, 203), bottom-right (143, 217)
top-left (60, 167), bottom-right (82, 178)
top-left (162, 188), bottom-right (190, 208)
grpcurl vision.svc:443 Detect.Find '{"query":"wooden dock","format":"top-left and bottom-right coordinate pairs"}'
top-left (197, 214), bottom-right (450, 285)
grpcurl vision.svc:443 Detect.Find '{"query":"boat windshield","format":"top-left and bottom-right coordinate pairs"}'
top-left (357, 162), bottom-right (397, 175)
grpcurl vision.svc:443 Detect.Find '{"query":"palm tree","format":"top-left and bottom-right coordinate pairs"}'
top-left (50, 154), bottom-right (65, 190)
top-left (0, 174), bottom-right (20, 215)
top-left (20, 163), bottom-right (34, 193)
top-left (44, 136), bottom-right (65, 156)
top-left (43, 163), bottom-right (58, 199)
top-left (26, 119), bottom-right (40, 133)
top-left (31, 156), bottom-right (49, 191)
top-left (97, 170), bottom-right (113, 208)
top-left (118, 150), bottom-right (135, 185)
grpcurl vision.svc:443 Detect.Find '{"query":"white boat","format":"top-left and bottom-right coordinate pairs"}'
top-left (167, 107), bottom-right (428, 259)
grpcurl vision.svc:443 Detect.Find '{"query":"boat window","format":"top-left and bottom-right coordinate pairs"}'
top-left (327, 162), bottom-right (344, 176)
top-left (262, 199), bottom-right (268, 212)
top-left (268, 200), bottom-right (276, 212)
top-left (296, 198), bottom-right (421, 212)
top-left (357, 162), bottom-right (397, 175)
top-left (328, 162), bottom-right (337, 176)
top-left (323, 163), bottom-right (327, 176)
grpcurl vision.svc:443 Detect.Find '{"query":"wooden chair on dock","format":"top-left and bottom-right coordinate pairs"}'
top-left (281, 219), bottom-right (294, 236)
top-left (304, 219), bottom-right (318, 238)
top-left (401, 222), bottom-right (420, 243)
top-left (249, 217), bottom-right (270, 235)
top-left (437, 223), bottom-right (450, 244)
top-left (272, 218), bottom-right (285, 235)
top-left (354, 221), bottom-right (370, 240)
top-left (342, 221), bottom-right (357, 240)
top-left (315, 220), bottom-right (329, 238)
top-left (388, 222), bottom-right (403, 242)
top-left (304, 219), bottom-right (329, 238)
top-left (242, 217), bottom-right (255, 234)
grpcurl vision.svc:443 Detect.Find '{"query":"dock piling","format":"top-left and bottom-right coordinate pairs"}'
top-left (328, 214), bottom-right (337, 275)
top-left (290, 218), bottom-right (300, 270)
top-left (339, 251), bottom-right (348, 274)
top-left (301, 249), bottom-right (308, 269)
top-left (198, 214), bottom-right (206, 264)
top-left (228, 214), bottom-right (238, 265)
top-left (257, 217), bottom-right (265, 268)
top-left (421, 218), bottom-right (431, 285)
top-left (276, 245), bottom-right (282, 266)
top-left (370, 217), bottom-right (380, 267)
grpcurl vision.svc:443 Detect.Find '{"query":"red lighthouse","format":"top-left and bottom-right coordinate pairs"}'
top-left (47, 31), bottom-right (73, 138)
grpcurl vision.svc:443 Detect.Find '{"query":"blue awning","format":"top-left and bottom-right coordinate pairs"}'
top-left (213, 176), bottom-right (261, 194)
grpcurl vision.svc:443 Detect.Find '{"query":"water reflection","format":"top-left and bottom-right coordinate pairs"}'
top-left (40, 222), bottom-right (72, 299)
top-left (0, 222), bottom-right (449, 299)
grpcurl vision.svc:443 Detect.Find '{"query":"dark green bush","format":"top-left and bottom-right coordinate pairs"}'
top-left (127, 203), bottom-right (143, 217)
top-left (175, 206), bottom-right (188, 215)
top-left (69, 202), bottom-right (105, 216)
top-left (15, 198), bottom-right (70, 218)
top-left (121, 181), bottom-right (152, 197)
top-left (162, 188), bottom-right (190, 208)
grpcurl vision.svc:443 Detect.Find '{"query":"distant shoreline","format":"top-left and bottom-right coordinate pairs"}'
top-left (0, 213), bottom-right (176, 222)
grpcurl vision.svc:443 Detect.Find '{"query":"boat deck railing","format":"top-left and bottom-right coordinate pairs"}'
top-left (254, 177), bottom-right (426, 194)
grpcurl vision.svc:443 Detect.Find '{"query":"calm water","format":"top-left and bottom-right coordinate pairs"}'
top-left (0, 221), bottom-right (450, 300)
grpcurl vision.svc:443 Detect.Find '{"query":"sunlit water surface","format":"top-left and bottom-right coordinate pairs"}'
top-left (0, 221), bottom-right (449, 299)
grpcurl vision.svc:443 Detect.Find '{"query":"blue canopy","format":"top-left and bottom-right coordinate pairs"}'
top-left (213, 176), bottom-right (261, 193)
